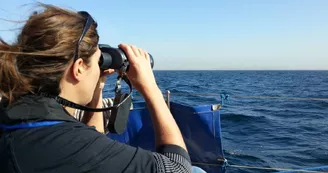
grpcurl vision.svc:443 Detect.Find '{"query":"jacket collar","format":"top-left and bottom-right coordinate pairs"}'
top-left (0, 94), bottom-right (78, 125)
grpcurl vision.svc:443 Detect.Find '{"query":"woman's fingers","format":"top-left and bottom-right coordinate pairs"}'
top-left (103, 69), bottom-right (115, 76)
top-left (139, 48), bottom-right (149, 61)
top-left (118, 44), bottom-right (137, 64)
top-left (130, 45), bottom-right (140, 57)
top-left (145, 50), bottom-right (150, 61)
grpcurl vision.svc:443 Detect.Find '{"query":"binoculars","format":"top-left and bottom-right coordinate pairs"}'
top-left (98, 44), bottom-right (154, 134)
top-left (99, 44), bottom-right (154, 71)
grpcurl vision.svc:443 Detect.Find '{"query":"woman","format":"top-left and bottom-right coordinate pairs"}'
top-left (0, 4), bottom-right (207, 173)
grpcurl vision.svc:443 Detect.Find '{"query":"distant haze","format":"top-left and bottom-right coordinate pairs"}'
top-left (1, 0), bottom-right (327, 70)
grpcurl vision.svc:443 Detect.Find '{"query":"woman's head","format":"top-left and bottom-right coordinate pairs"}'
top-left (0, 3), bottom-right (100, 105)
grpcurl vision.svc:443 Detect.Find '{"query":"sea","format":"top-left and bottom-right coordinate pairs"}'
top-left (104, 70), bottom-right (328, 173)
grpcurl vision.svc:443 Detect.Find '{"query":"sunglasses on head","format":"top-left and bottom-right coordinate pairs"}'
top-left (74, 11), bottom-right (97, 61)
top-left (74, 11), bottom-right (122, 71)
top-left (74, 11), bottom-right (130, 72)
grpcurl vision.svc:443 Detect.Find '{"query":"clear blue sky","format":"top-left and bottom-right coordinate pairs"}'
top-left (1, 0), bottom-right (327, 70)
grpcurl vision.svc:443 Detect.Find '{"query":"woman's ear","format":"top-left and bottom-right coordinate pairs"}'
top-left (71, 58), bottom-right (87, 82)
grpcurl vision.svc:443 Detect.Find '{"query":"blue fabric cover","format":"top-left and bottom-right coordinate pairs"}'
top-left (108, 102), bottom-right (226, 173)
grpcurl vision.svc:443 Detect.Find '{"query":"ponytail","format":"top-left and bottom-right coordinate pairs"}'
top-left (0, 39), bottom-right (31, 104)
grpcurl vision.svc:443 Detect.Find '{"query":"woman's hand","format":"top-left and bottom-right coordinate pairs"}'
top-left (83, 69), bottom-right (115, 133)
top-left (89, 69), bottom-right (115, 105)
top-left (118, 43), bottom-right (158, 96)
top-left (96, 69), bottom-right (115, 90)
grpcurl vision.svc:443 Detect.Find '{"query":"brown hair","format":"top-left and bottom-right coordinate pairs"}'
top-left (0, 3), bottom-right (99, 104)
